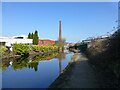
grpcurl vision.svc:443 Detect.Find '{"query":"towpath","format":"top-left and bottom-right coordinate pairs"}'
top-left (63, 53), bottom-right (99, 88)
top-left (49, 53), bottom-right (111, 88)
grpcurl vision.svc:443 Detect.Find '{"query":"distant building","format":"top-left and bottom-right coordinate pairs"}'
top-left (12, 35), bottom-right (28, 39)
top-left (38, 39), bottom-right (55, 46)
top-left (98, 35), bottom-right (110, 40)
top-left (82, 39), bottom-right (91, 44)
top-left (0, 35), bottom-right (33, 48)
top-left (69, 43), bottom-right (76, 46)
top-left (82, 39), bottom-right (92, 48)
top-left (81, 35), bottom-right (110, 48)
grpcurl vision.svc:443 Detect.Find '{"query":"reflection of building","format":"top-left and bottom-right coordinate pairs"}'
top-left (0, 35), bottom-right (32, 47)
top-left (38, 56), bottom-right (56, 61)
top-left (38, 39), bottom-right (55, 46)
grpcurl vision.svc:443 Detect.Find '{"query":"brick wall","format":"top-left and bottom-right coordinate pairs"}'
top-left (38, 39), bottom-right (55, 46)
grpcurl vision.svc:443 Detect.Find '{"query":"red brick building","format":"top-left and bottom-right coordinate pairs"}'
top-left (38, 39), bottom-right (55, 46)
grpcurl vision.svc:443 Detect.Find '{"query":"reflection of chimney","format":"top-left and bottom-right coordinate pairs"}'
top-left (59, 59), bottom-right (63, 74)
top-left (59, 21), bottom-right (62, 41)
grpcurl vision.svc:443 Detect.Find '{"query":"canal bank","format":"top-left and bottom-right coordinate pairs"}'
top-left (2, 50), bottom-right (74, 88)
top-left (48, 53), bottom-right (114, 88)
top-left (1, 44), bottom-right (60, 59)
top-left (1, 50), bottom-right (58, 59)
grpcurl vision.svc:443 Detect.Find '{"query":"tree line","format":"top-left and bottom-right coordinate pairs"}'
top-left (28, 30), bottom-right (39, 45)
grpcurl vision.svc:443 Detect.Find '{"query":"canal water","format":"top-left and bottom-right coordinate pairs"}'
top-left (2, 51), bottom-right (74, 88)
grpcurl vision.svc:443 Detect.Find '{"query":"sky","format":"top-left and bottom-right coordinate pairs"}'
top-left (2, 2), bottom-right (118, 43)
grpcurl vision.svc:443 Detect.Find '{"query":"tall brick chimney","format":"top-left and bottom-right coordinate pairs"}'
top-left (59, 20), bottom-right (62, 41)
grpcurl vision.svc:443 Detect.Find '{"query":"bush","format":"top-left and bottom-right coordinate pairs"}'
top-left (31, 45), bottom-right (59, 52)
top-left (31, 45), bottom-right (43, 52)
top-left (86, 30), bottom-right (120, 87)
top-left (12, 44), bottom-right (59, 55)
top-left (13, 43), bottom-right (30, 55)
top-left (0, 46), bottom-right (8, 54)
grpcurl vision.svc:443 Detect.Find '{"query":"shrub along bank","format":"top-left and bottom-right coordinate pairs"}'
top-left (86, 30), bottom-right (120, 88)
top-left (31, 45), bottom-right (59, 52)
top-left (0, 46), bottom-right (8, 54)
top-left (13, 43), bottom-right (30, 56)
top-left (13, 43), bottom-right (59, 56)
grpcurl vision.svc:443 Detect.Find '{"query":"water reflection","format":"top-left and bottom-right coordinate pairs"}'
top-left (57, 52), bottom-right (66, 74)
top-left (2, 50), bottom-right (74, 88)
top-left (1, 51), bottom-right (68, 73)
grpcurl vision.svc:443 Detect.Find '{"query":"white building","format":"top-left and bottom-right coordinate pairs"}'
top-left (0, 35), bottom-right (33, 47)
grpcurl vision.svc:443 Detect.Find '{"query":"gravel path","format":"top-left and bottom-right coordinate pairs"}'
top-left (63, 53), bottom-right (100, 88)
top-left (49, 53), bottom-right (109, 88)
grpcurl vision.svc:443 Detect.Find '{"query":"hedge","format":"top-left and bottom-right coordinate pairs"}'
top-left (0, 46), bottom-right (8, 54)
top-left (13, 43), bottom-right (59, 55)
